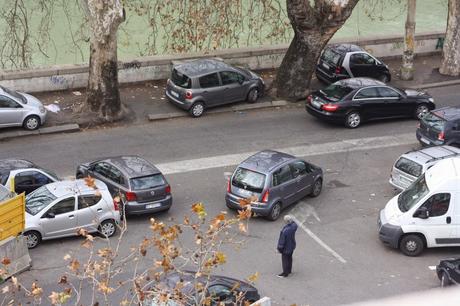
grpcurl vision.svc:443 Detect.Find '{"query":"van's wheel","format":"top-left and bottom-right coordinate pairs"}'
top-left (379, 74), bottom-right (390, 83)
top-left (414, 104), bottom-right (429, 120)
top-left (310, 179), bottom-right (322, 197)
top-left (23, 115), bottom-right (41, 130)
top-left (399, 234), bottom-right (424, 256)
top-left (267, 202), bottom-right (282, 221)
top-left (441, 271), bottom-right (451, 287)
top-left (345, 111), bottom-right (361, 128)
top-left (189, 102), bottom-right (205, 117)
top-left (24, 231), bottom-right (41, 249)
top-left (99, 220), bottom-right (117, 238)
top-left (247, 88), bottom-right (259, 103)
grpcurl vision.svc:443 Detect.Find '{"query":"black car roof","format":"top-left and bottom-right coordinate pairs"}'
top-left (94, 156), bottom-right (160, 178)
top-left (335, 77), bottom-right (386, 89)
top-left (327, 43), bottom-right (364, 54)
top-left (0, 159), bottom-right (36, 172)
top-left (174, 59), bottom-right (231, 77)
top-left (432, 106), bottom-right (460, 121)
top-left (239, 150), bottom-right (296, 173)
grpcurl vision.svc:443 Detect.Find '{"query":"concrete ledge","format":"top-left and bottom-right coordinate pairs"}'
top-left (147, 113), bottom-right (187, 121)
top-left (233, 101), bottom-right (273, 111)
top-left (0, 123), bottom-right (80, 141)
top-left (416, 79), bottom-right (460, 89)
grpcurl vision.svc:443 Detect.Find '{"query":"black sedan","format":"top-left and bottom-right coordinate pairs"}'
top-left (306, 78), bottom-right (435, 128)
top-left (436, 258), bottom-right (460, 287)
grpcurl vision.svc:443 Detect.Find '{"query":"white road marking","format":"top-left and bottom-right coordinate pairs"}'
top-left (156, 133), bottom-right (417, 175)
top-left (291, 215), bottom-right (347, 264)
top-left (429, 266), bottom-right (437, 271)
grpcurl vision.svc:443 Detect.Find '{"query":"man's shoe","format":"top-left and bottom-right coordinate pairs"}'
top-left (276, 273), bottom-right (287, 278)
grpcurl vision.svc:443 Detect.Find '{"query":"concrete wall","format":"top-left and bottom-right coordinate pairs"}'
top-left (0, 31), bottom-right (445, 93)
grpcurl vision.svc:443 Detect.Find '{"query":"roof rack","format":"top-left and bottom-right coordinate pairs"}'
top-left (426, 147), bottom-right (460, 163)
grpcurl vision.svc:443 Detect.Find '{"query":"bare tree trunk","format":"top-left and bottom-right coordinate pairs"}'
top-left (440, 0), bottom-right (460, 76)
top-left (401, 0), bottom-right (416, 80)
top-left (81, 0), bottom-right (125, 121)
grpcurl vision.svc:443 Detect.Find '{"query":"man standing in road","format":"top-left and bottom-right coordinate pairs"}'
top-left (277, 215), bottom-right (298, 278)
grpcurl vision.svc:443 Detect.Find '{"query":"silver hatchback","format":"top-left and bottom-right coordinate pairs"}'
top-left (23, 179), bottom-right (120, 248)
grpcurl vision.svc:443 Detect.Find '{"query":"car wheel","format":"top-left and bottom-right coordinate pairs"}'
top-left (267, 202), bottom-right (282, 221)
top-left (76, 172), bottom-right (84, 179)
top-left (310, 179), bottom-right (323, 197)
top-left (378, 74), bottom-right (390, 83)
top-left (399, 234), bottom-right (424, 257)
top-left (23, 115), bottom-right (41, 131)
top-left (441, 271), bottom-right (451, 287)
top-left (247, 88), bottom-right (259, 103)
top-left (189, 102), bottom-right (205, 118)
top-left (414, 104), bottom-right (429, 120)
top-left (99, 219), bottom-right (117, 238)
top-left (345, 111), bottom-right (361, 129)
top-left (24, 231), bottom-right (41, 249)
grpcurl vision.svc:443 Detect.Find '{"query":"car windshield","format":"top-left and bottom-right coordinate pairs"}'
top-left (130, 174), bottom-right (165, 190)
top-left (320, 84), bottom-right (353, 101)
top-left (395, 157), bottom-right (423, 177)
top-left (0, 85), bottom-right (27, 104)
top-left (25, 186), bottom-right (57, 215)
top-left (171, 69), bottom-right (191, 88)
top-left (322, 48), bottom-right (341, 65)
top-left (234, 67), bottom-right (251, 78)
top-left (398, 174), bottom-right (429, 212)
top-left (232, 167), bottom-right (266, 193)
top-left (422, 112), bottom-right (446, 132)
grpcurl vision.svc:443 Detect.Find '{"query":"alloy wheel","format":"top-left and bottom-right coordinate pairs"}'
top-left (347, 113), bottom-right (361, 128)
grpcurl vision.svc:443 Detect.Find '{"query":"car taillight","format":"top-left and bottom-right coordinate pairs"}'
top-left (126, 191), bottom-right (137, 202)
top-left (438, 131), bottom-right (445, 141)
top-left (165, 185), bottom-right (171, 194)
top-left (113, 199), bottom-right (119, 211)
top-left (185, 90), bottom-right (193, 99)
top-left (417, 122), bottom-right (420, 128)
top-left (261, 189), bottom-right (269, 203)
top-left (307, 95), bottom-right (313, 104)
top-left (322, 103), bottom-right (339, 112)
top-left (335, 66), bottom-right (342, 74)
top-left (227, 179), bottom-right (231, 193)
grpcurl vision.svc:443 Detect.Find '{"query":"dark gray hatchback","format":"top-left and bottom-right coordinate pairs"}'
top-left (76, 156), bottom-right (172, 215)
top-left (225, 150), bottom-right (323, 221)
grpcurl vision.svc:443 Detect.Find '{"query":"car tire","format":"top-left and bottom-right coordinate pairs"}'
top-left (414, 104), bottom-right (429, 120)
top-left (267, 202), bottom-right (282, 221)
top-left (24, 231), bottom-right (41, 249)
top-left (76, 172), bottom-right (84, 179)
top-left (247, 88), bottom-right (259, 103)
top-left (99, 219), bottom-right (117, 238)
top-left (441, 271), bottom-right (451, 287)
top-left (378, 74), bottom-right (390, 83)
top-left (310, 179), bottom-right (323, 197)
top-left (189, 102), bottom-right (205, 118)
top-left (345, 111), bottom-right (361, 129)
top-left (23, 115), bottom-right (41, 131)
top-left (399, 234), bottom-right (424, 257)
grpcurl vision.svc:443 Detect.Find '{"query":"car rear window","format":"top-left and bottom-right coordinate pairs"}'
top-left (0, 185), bottom-right (13, 202)
top-left (25, 186), bottom-right (57, 215)
top-left (395, 157), bottom-right (423, 177)
top-left (130, 174), bottom-right (166, 190)
top-left (232, 167), bottom-right (266, 193)
top-left (321, 48), bottom-right (341, 65)
top-left (320, 84), bottom-right (353, 101)
top-left (422, 112), bottom-right (446, 132)
top-left (171, 69), bottom-right (191, 89)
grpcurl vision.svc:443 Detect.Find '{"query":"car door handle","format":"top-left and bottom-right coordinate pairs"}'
top-left (68, 215), bottom-right (75, 219)
top-left (97, 208), bottom-right (103, 212)
top-left (446, 216), bottom-right (451, 224)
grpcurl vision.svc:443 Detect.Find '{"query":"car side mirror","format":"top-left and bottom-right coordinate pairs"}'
top-left (45, 212), bottom-right (55, 219)
top-left (414, 207), bottom-right (429, 219)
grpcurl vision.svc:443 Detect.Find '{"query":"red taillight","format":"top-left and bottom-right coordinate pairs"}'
top-left (165, 185), bottom-right (171, 194)
top-left (322, 103), bottom-right (339, 112)
top-left (125, 191), bottom-right (137, 202)
top-left (113, 199), bottom-right (119, 211)
top-left (438, 131), bottom-right (445, 141)
top-left (307, 95), bottom-right (313, 104)
top-left (185, 90), bottom-right (193, 99)
top-left (227, 179), bottom-right (231, 193)
top-left (261, 189), bottom-right (269, 203)
top-left (335, 66), bottom-right (342, 74)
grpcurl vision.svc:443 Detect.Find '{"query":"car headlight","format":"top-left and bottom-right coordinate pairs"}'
top-left (428, 97), bottom-right (434, 103)
top-left (39, 106), bottom-right (46, 113)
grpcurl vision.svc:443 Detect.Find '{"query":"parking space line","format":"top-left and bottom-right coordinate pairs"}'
top-left (291, 215), bottom-right (347, 264)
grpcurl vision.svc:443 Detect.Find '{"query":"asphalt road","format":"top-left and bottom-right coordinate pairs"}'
top-left (1, 85), bottom-right (460, 305)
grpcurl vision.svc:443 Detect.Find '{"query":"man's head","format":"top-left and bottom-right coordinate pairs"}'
top-left (284, 215), bottom-right (294, 224)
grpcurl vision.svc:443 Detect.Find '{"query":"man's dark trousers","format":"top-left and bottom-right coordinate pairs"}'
top-left (282, 253), bottom-right (293, 275)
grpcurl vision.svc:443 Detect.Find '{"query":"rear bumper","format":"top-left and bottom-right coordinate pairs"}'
top-left (165, 90), bottom-right (192, 111)
top-left (306, 104), bottom-right (344, 123)
top-left (125, 195), bottom-right (172, 215)
top-left (225, 193), bottom-right (271, 216)
top-left (389, 177), bottom-right (407, 191)
top-left (315, 67), bottom-right (347, 84)
top-left (416, 129), bottom-right (444, 146)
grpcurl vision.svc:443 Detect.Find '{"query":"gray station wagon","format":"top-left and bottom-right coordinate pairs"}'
top-left (225, 150), bottom-right (323, 221)
top-left (76, 156), bottom-right (172, 216)
top-left (165, 59), bottom-right (264, 117)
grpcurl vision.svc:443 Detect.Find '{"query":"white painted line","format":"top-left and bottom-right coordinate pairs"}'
top-left (156, 133), bottom-right (417, 175)
top-left (291, 215), bottom-right (347, 264)
top-left (428, 266), bottom-right (437, 271)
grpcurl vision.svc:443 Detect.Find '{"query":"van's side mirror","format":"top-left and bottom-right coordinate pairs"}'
top-left (414, 207), bottom-right (429, 219)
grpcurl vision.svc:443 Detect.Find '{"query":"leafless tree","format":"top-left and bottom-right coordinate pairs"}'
top-left (440, 0), bottom-right (460, 76)
top-left (401, 0), bottom-right (416, 80)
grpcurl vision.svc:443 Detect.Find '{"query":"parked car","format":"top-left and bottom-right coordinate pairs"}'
top-left (23, 179), bottom-right (120, 248)
top-left (0, 159), bottom-right (59, 195)
top-left (316, 44), bottom-right (391, 84)
top-left (416, 106), bottom-right (460, 147)
top-left (378, 157), bottom-right (460, 256)
top-left (306, 78), bottom-right (435, 128)
top-left (0, 85), bottom-right (47, 130)
top-left (165, 59), bottom-right (264, 117)
top-left (0, 183), bottom-right (14, 202)
top-left (225, 150), bottom-right (323, 221)
top-left (389, 145), bottom-right (460, 191)
top-left (436, 257), bottom-right (460, 287)
top-left (146, 271), bottom-right (260, 305)
top-left (76, 156), bottom-right (172, 216)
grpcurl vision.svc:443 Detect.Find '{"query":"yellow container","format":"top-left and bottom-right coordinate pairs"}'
top-left (0, 193), bottom-right (25, 241)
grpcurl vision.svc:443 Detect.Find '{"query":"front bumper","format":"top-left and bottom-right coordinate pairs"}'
top-left (125, 195), bottom-right (172, 215)
top-left (378, 210), bottom-right (403, 249)
top-left (225, 193), bottom-right (271, 216)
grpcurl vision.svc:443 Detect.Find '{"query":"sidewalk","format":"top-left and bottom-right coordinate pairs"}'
top-left (16, 53), bottom-right (460, 130)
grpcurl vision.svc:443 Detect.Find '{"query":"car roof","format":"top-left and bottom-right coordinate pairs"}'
top-left (431, 106), bottom-right (460, 121)
top-left (0, 159), bottom-right (36, 173)
top-left (327, 43), bottom-right (364, 54)
top-left (401, 145), bottom-right (460, 165)
top-left (44, 179), bottom-right (108, 197)
top-left (174, 59), bottom-right (231, 77)
top-left (94, 156), bottom-right (160, 178)
top-left (239, 150), bottom-right (296, 173)
top-left (335, 77), bottom-right (386, 89)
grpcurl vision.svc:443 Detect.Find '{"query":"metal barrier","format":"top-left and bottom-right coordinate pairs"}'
top-left (0, 193), bottom-right (25, 241)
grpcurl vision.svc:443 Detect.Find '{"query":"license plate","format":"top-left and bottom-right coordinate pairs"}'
top-left (312, 100), bottom-right (322, 109)
top-left (322, 62), bottom-right (330, 69)
top-left (146, 203), bottom-right (161, 209)
top-left (238, 189), bottom-right (253, 197)
top-left (420, 137), bottom-right (430, 145)
top-left (170, 90), bottom-right (179, 98)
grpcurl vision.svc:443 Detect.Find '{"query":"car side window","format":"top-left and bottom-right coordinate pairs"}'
top-left (220, 71), bottom-right (244, 85)
top-left (377, 87), bottom-right (400, 98)
top-left (78, 195), bottom-right (102, 209)
top-left (106, 165), bottom-right (125, 185)
top-left (199, 73), bottom-right (220, 88)
top-left (93, 162), bottom-right (110, 178)
top-left (354, 87), bottom-right (379, 99)
top-left (420, 193), bottom-right (450, 217)
top-left (15, 171), bottom-right (52, 188)
top-left (208, 284), bottom-right (234, 304)
top-left (273, 165), bottom-right (293, 186)
top-left (290, 161), bottom-right (309, 178)
top-left (0, 96), bottom-right (20, 108)
top-left (351, 53), bottom-right (375, 65)
top-left (45, 197), bottom-right (75, 216)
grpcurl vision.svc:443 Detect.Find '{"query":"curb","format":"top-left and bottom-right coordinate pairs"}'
top-left (414, 79), bottom-right (460, 90)
top-left (0, 123), bottom-right (80, 141)
top-left (147, 100), bottom-right (289, 121)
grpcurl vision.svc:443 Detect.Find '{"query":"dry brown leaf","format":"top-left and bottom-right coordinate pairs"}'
top-left (1, 257), bottom-right (11, 265)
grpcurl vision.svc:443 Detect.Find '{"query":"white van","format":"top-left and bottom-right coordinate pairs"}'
top-left (378, 157), bottom-right (460, 256)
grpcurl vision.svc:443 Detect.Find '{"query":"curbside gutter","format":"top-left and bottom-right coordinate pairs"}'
top-left (0, 123), bottom-right (80, 141)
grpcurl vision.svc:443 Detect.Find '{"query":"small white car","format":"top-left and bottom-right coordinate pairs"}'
top-left (0, 85), bottom-right (47, 130)
top-left (24, 179), bottom-right (120, 248)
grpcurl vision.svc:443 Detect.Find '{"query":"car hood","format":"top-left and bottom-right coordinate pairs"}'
top-left (384, 195), bottom-right (404, 224)
top-left (21, 92), bottom-right (44, 108)
top-left (404, 89), bottom-right (430, 98)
